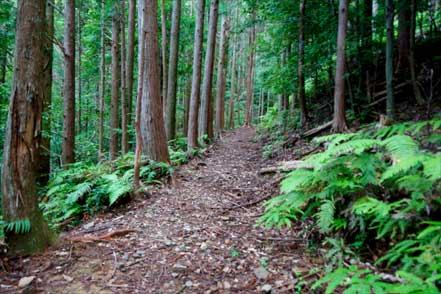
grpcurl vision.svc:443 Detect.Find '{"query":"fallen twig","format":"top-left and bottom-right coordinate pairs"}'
top-left (66, 229), bottom-right (137, 243)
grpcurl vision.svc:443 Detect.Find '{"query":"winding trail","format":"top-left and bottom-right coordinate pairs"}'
top-left (1, 128), bottom-right (313, 294)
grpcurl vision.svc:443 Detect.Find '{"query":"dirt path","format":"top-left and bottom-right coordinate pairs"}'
top-left (1, 128), bottom-right (315, 294)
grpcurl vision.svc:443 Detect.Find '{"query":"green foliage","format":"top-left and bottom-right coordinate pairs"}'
top-left (0, 218), bottom-right (31, 235)
top-left (260, 120), bottom-right (441, 292)
top-left (41, 148), bottom-right (191, 228)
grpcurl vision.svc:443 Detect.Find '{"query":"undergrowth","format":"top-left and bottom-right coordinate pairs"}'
top-left (39, 141), bottom-right (202, 229)
top-left (259, 119), bottom-right (441, 293)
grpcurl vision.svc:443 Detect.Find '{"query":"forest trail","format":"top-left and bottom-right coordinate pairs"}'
top-left (1, 128), bottom-right (314, 294)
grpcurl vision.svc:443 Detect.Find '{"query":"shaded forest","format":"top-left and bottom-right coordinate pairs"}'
top-left (0, 0), bottom-right (440, 293)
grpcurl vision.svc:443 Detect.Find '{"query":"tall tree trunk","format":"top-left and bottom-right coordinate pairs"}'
top-left (386, 0), bottom-right (395, 119)
top-left (361, 0), bottom-right (373, 100)
top-left (165, 0), bottom-right (181, 140)
top-left (98, 0), bottom-right (106, 158)
top-left (298, 0), bottom-right (308, 126)
top-left (134, 0), bottom-right (146, 192)
top-left (397, 0), bottom-right (411, 71)
top-left (39, 1), bottom-right (54, 185)
top-left (244, 21), bottom-right (256, 127)
top-left (140, 0), bottom-right (170, 162)
top-left (160, 0), bottom-right (168, 115)
top-left (199, 0), bottom-right (219, 140)
top-left (183, 74), bottom-right (191, 136)
top-left (126, 0), bottom-right (136, 142)
top-left (121, 0), bottom-right (129, 154)
top-left (332, 0), bottom-right (349, 132)
top-left (2, 0), bottom-right (57, 255)
top-left (77, 2), bottom-right (82, 134)
top-left (110, 8), bottom-right (121, 160)
top-left (409, 0), bottom-right (424, 105)
top-left (187, 0), bottom-right (206, 149)
top-left (62, 0), bottom-right (76, 166)
top-left (215, 15), bottom-right (230, 137)
top-left (228, 8), bottom-right (238, 130)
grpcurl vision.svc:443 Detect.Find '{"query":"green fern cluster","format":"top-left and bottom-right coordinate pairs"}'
top-left (259, 119), bottom-right (441, 292)
top-left (0, 218), bottom-right (31, 235)
top-left (41, 150), bottom-right (186, 228)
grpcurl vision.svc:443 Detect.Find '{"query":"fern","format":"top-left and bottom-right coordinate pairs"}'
top-left (1, 218), bottom-right (31, 234)
top-left (317, 200), bottom-right (335, 233)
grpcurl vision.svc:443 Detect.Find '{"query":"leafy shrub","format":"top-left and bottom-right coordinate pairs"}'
top-left (259, 119), bottom-right (441, 292)
top-left (41, 147), bottom-right (193, 228)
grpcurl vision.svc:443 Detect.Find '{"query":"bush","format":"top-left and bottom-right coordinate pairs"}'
top-left (259, 119), bottom-right (441, 292)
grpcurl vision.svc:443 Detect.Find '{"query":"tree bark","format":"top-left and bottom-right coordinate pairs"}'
top-left (126, 0), bottom-right (136, 143)
top-left (409, 0), bottom-right (423, 105)
top-left (121, 0), bottom-right (128, 154)
top-left (244, 21), bottom-right (256, 127)
top-left (165, 0), bottom-right (181, 140)
top-left (215, 16), bottom-right (231, 137)
top-left (110, 7), bottom-right (121, 160)
top-left (77, 3), bottom-right (82, 134)
top-left (183, 74), bottom-right (191, 136)
top-left (2, 0), bottom-right (57, 255)
top-left (199, 0), bottom-right (219, 140)
top-left (62, 0), bottom-right (76, 166)
top-left (140, 0), bottom-right (170, 162)
top-left (134, 0), bottom-right (146, 192)
top-left (298, 0), bottom-right (308, 127)
top-left (160, 0), bottom-right (168, 116)
top-left (386, 0), bottom-right (395, 119)
top-left (98, 0), bottom-right (106, 158)
top-left (397, 0), bottom-right (411, 71)
top-left (38, 0), bottom-right (54, 185)
top-left (228, 20), bottom-right (238, 129)
top-left (187, 0), bottom-right (206, 150)
top-left (332, 0), bottom-right (349, 132)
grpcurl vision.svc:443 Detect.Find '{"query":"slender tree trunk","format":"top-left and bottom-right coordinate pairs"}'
top-left (386, 0), bottom-right (395, 119)
top-left (397, 0), bottom-right (411, 71)
top-left (77, 3), bottom-right (82, 134)
top-left (160, 0), bottom-right (168, 115)
top-left (183, 74), bottom-right (191, 136)
top-left (199, 0), bottom-right (219, 140)
top-left (215, 16), bottom-right (230, 137)
top-left (62, 0), bottom-right (76, 166)
top-left (361, 0), bottom-right (373, 100)
top-left (134, 0), bottom-right (146, 192)
top-left (140, 0), bottom-right (170, 162)
top-left (126, 0), bottom-right (136, 141)
top-left (98, 0), bottom-right (106, 158)
top-left (39, 1), bottom-right (54, 185)
top-left (244, 21), bottom-right (256, 126)
top-left (298, 0), bottom-right (308, 126)
top-left (165, 0), bottom-right (181, 140)
top-left (187, 0), bottom-right (206, 149)
top-left (2, 0), bottom-right (57, 255)
top-left (409, 0), bottom-right (424, 105)
top-left (0, 48), bottom-right (5, 84)
top-left (332, 0), bottom-right (349, 132)
top-left (228, 15), bottom-right (238, 130)
top-left (110, 7), bottom-right (121, 160)
top-left (121, 0), bottom-right (129, 154)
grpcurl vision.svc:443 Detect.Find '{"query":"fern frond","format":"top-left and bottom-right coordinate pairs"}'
top-left (67, 181), bottom-right (95, 204)
top-left (317, 200), bottom-right (335, 234)
top-left (281, 169), bottom-right (315, 193)
top-left (383, 135), bottom-right (419, 160)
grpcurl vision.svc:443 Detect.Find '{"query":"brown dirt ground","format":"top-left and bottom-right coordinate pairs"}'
top-left (0, 128), bottom-right (321, 294)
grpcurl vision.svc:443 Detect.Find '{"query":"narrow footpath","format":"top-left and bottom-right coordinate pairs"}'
top-left (1, 128), bottom-right (316, 294)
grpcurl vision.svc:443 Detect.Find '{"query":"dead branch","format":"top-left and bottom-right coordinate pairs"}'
top-left (303, 121), bottom-right (333, 138)
top-left (260, 160), bottom-right (314, 175)
top-left (65, 229), bottom-right (137, 243)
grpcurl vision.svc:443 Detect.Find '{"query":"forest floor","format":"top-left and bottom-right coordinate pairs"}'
top-left (0, 128), bottom-right (321, 294)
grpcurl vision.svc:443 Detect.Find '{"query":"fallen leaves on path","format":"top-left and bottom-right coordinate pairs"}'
top-left (0, 128), bottom-right (321, 294)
